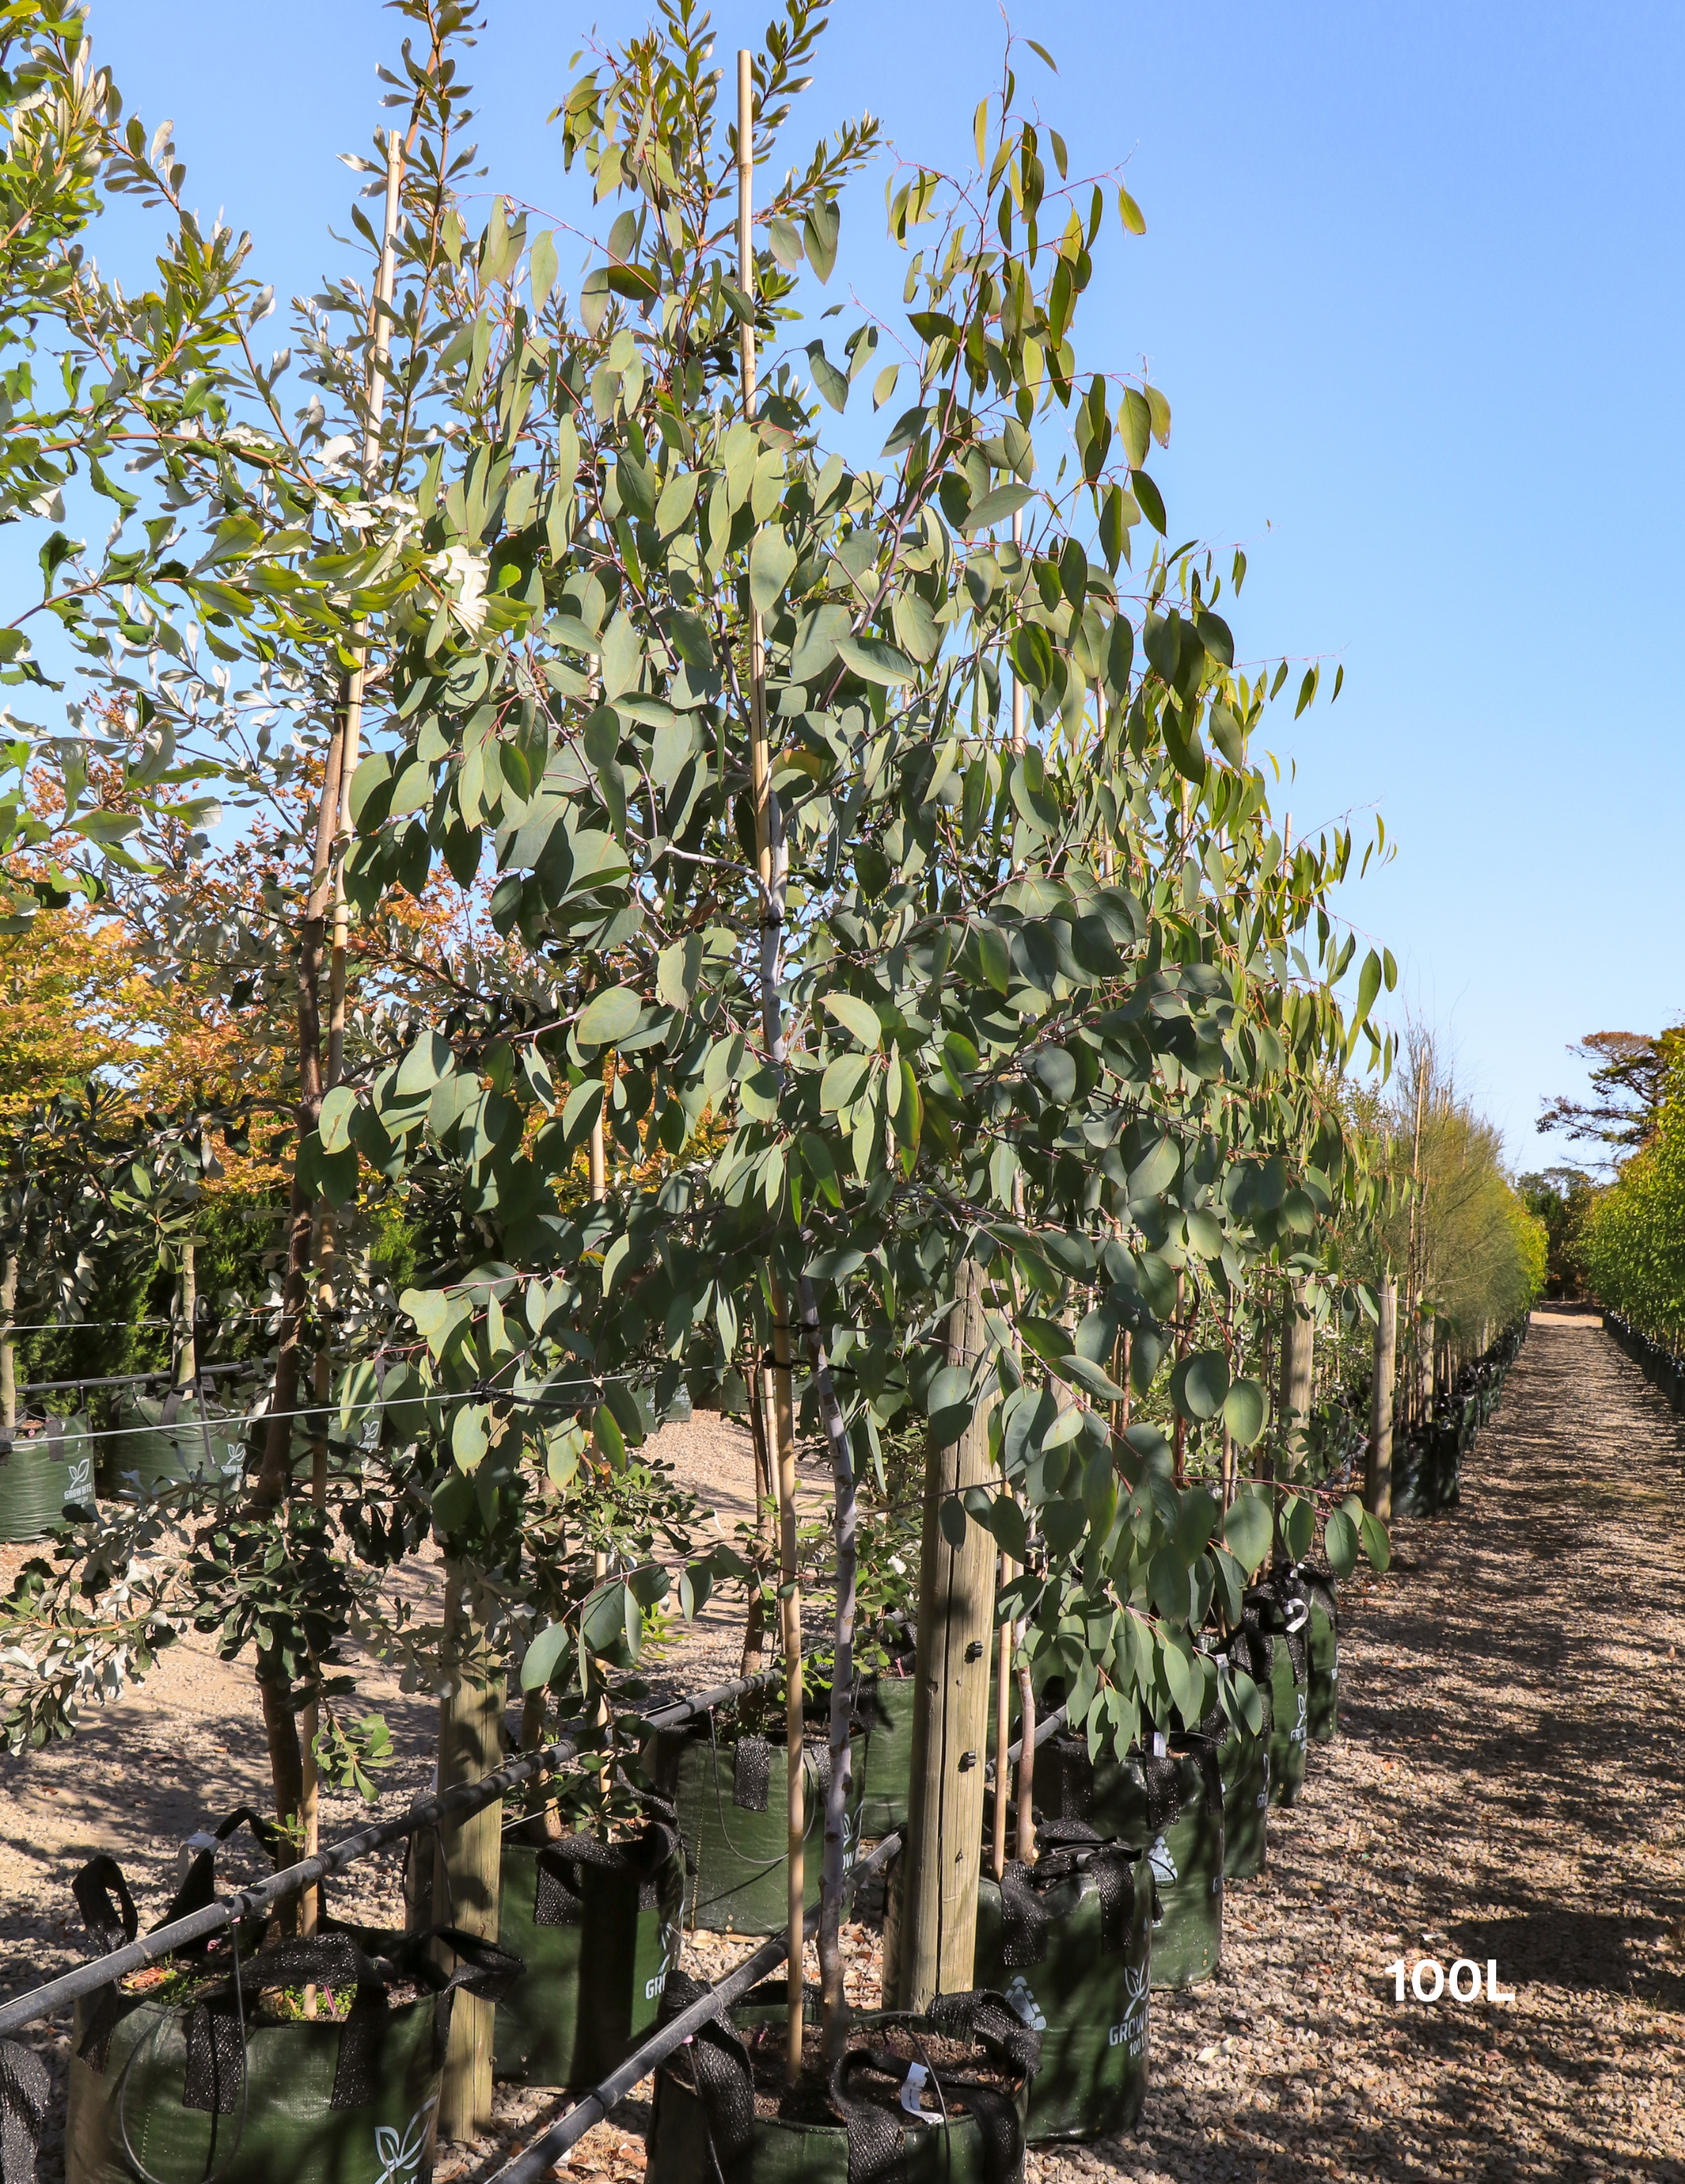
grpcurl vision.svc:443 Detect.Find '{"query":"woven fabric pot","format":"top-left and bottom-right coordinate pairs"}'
top-left (1195, 1624), bottom-right (1273, 1881)
top-left (62, 1812), bottom-right (520, 2184)
top-left (1243, 1582), bottom-right (1311, 1806)
top-left (854, 1659), bottom-right (918, 1838)
top-left (1298, 1569), bottom-right (1339, 1743)
top-left (1034, 1737), bottom-right (1223, 1989)
top-left (642, 1721), bottom-right (866, 1936)
top-left (971, 1833), bottom-right (1151, 2143)
top-left (647, 1978), bottom-right (1038, 2184)
top-left (493, 1821), bottom-right (683, 2090)
top-left (111, 1391), bottom-right (244, 1499)
top-left (0, 1413), bottom-right (92, 1542)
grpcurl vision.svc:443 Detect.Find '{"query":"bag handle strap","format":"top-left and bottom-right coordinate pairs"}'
top-left (0, 2039), bottom-right (50, 2184)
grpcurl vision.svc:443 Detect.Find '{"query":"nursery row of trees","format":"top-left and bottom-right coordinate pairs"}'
top-left (1572, 1027), bottom-right (1685, 1345)
top-left (0, 0), bottom-right (1543, 2115)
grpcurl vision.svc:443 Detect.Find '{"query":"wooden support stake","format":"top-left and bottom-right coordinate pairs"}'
top-left (890, 1259), bottom-right (998, 2008)
top-left (435, 1562), bottom-right (503, 2141)
top-left (1365, 1274), bottom-right (1394, 1521)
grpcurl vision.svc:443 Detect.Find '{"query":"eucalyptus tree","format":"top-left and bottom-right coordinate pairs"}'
top-left (292, 0), bottom-right (1403, 2050)
top-left (2, 1), bottom-right (1403, 2083)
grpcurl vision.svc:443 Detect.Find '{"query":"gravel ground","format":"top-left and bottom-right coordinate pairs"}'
top-left (7, 1316), bottom-right (1684, 2182)
top-left (1020, 1310), bottom-right (1685, 2184)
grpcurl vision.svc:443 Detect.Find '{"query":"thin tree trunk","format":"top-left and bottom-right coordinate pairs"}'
top-left (790, 1272), bottom-right (859, 2060)
top-left (889, 1259), bottom-right (997, 2010)
top-left (991, 1519), bottom-right (1013, 1882)
top-left (1172, 1268), bottom-right (1188, 1485)
top-left (768, 1284), bottom-right (803, 2079)
top-left (0, 1249), bottom-right (17, 1434)
top-left (740, 1352), bottom-right (775, 1679)
top-left (1014, 1641), bottom-right (1037, 1865)
top-left (1366, 1275), bottom-right (1396, 1520)
top-left (173, 1237), bottom-right (197, 1388)
top-left (737, 51), bottom-right (816, 2076)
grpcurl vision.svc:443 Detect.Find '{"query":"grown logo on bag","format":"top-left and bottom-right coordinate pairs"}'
top-left (374, 2094), bottom-right (435, 2184)
top-left (1108, 1964), bottom-right (1148, 2060)
top-left (646, 1915), bottom-right (680, 2000)
top-left (1003, 1974), bottom-right (1046, 2031)
top-left (1148, 1835), bottom-right (1178, 1888)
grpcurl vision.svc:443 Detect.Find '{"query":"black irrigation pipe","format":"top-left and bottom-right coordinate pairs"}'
top-left (485, 1701), bottom-right (1071, 2184)
top-left (16, 1361), bottom-right (264, 1398)
top-left (0, 1643), bottom-right (888, 2038)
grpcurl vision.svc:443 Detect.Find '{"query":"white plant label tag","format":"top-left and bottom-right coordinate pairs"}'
top-left (899, 2062), bottom-right (930, 2115)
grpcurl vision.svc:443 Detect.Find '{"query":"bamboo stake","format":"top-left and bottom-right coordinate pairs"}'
top-left (171, 1237), bottom-right (197, 1388)
top-left (737, 49), bottom-right (806, 2082)
top-left (0, 1250), bottom-right (16, 1435)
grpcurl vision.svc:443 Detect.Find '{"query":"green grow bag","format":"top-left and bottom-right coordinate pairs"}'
top-left (493, 1821), bottom-right (684, 2090)
top-left (0, 1413), bottom-right (92, 1541)
top-left (855, 1658), bottom-right (918, 1838)
top-left (112, 1388), bottom-right (245, 1499)
top-left (971, 1835), bottom-right (1151, 2143)
top-left (1200, 1624), bottom-right (1273, 1882)
top-left (63, 1816), bottom-right (521, 2184)
top-left (647, 1978), bottom-right (1038, 2184)
top-left (1300, 1569), bottom-right (1339, 1743)
top-left (643, 1721), bottom-right (866, 1936)
top-left (1035, 1737), bottom-right (1223, 1989)
top-left (1243, 1583), bottom-right (1310, 1806)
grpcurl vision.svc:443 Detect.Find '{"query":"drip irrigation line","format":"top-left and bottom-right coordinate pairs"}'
top-left (16, 1361), bottom-right (263, 1398)
top-left (484, 1701), bottom-right (1070, 2184)
top-left (0, 1634), bottom-right (917, 2039)
top-left (14, 1370), bottom-right (647, 1451)
top-left (0, 1310), bottom-right (278, 1337)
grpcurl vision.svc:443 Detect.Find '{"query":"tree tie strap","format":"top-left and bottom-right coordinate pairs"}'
top-left (998, 1825), bottom-right (1137, 1962)
top-left (1139, 1750), bottom-right (1184, 1835)
top-left (533, 1820), bottom-right (681, 1924)
top-left (1298, 1568), bottom-right (1338, 1633)
top-left (652, 1968), bottom-right (757, 2184)
top-left (830, 1996), bottom-right (1037, 2184)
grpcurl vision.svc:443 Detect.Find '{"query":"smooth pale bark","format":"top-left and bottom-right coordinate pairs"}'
top-left (769, 1283), bottom-right (803, 2081)
top-left (890, 1260), bottom-right (997, 2008)
top-left (991, 1537), bottom-right (1013, 1881)
top-left (434, 1562), bottom-right (503, 2140)
top-left (736, 44), bottom-right (812, 2079)
top-left (0, 1250), bottom-right (16, 1434)
top-left (1367, 1276), bottom-right (1397, 1521)
top-left (792, 1271), bottom-right (859, 2061)
top-left (174, 1238), bottom-right (197, 1387)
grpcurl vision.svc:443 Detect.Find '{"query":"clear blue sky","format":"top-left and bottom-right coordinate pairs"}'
top-left (87, 0), bottom-right (1685, 1168)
